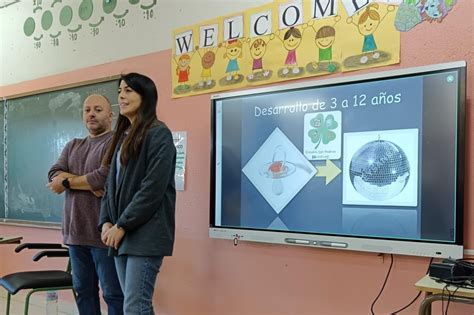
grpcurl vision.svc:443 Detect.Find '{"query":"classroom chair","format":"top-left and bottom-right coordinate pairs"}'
top-left (0, 243), bottom-right (75, 315)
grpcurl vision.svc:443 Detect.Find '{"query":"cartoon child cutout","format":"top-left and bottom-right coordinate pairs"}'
top-left (173, 53), bottom-right (193, 89)
top-left (346, 3), bottom-right (395, 64)
top-left (246, 37), bottom-right (272, 81)
top-left (274, 25), bottom-right (308, 75)
top-left (309, 15), bottom-right (341, 73)
top-left (220, 39), bottom-right (243, 82)
top-left (195, 45), bottom-right (218, 87)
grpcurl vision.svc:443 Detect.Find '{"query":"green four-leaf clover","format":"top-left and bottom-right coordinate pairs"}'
top-left (308, 113), bottom-right (338, 149)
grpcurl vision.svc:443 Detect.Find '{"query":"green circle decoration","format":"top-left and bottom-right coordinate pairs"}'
top-left (41, 10), bottom-right (53, 31)
top-left (103, 0), bottom-right (117, 14)
top-left (60, 6), bottom-right (73, 26)
top-left (24, 17), bottom-right (36, 37)
top-left (79, 0), bottom-right (94, 21)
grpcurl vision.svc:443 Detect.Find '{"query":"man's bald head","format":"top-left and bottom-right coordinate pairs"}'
top-left (83, 94), bottom-right (113, 137)
top-left (84, 94), bottom-right (112, 109)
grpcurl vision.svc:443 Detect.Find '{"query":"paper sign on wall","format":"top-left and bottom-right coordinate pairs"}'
top-left (172, 0), bottom-right (401, 98)
top-left (173, 131), bottom-right (187, 191)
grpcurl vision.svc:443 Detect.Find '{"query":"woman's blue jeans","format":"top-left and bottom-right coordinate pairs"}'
top-left (68, 245), bottom-right (124, 315)
top-left (114, 255), bottom-right (164, 315)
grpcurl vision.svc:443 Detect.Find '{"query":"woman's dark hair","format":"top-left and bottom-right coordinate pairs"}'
top-left (103, 72), bottom-right (158, 166)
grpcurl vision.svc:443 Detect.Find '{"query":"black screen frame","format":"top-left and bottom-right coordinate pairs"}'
top-left (210, 61), bottom-right (466, 258)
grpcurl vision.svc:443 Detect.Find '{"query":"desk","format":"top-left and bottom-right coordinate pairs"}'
top-left (415, 275), bottom-right (474, 315)
top-left (0, 235), bottom-right (22, 244)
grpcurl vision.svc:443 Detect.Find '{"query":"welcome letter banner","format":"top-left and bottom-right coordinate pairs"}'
top-left (171, 0), bottom-right (400, 98)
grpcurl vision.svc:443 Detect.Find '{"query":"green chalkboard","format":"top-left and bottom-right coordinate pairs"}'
top-left (3, 77), bottom-right (119, 224)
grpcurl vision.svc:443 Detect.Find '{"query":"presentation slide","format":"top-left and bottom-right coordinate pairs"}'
top-left (215, 70), bottom-right (460, 243)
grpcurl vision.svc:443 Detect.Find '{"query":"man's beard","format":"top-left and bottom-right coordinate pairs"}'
top-left (88, 124), bottom-right (107, 136)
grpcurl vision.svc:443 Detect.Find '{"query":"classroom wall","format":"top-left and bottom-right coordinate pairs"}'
top-left (0, 0), bottom-right (271, 86)
top-left (0, 2), bottom-right (473, 314)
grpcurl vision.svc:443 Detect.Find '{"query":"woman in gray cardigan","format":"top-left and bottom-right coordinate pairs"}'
top-left (99, 72), bottom-right (176, 315)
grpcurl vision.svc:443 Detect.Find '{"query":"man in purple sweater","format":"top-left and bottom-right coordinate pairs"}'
top-left (48, 94), bottom-right (123, 315)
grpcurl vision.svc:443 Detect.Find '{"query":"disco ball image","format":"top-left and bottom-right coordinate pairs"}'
top-left (349, 139), bottom-right (410, 201)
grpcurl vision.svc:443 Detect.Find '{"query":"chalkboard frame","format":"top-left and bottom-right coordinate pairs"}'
top-left (0, 75), bottom-right (120, 228)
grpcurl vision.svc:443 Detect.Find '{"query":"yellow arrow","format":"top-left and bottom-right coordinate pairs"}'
top-left (316, 159), bottom-right (341, 185)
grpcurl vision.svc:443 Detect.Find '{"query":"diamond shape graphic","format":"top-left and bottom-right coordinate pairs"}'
top-left (242, 128), bottom-right (317, 214)
top-left (268, 217), bottom-right (289, 231)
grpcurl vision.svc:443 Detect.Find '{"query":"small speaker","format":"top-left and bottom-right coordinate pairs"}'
top-left (429, 262), bottom-right (455, 281)
top-left (429, 260), bottom-right (474, 283)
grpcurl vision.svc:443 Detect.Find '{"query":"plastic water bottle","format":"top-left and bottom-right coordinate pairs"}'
top-left (45, 291), bottom-right (58, 315)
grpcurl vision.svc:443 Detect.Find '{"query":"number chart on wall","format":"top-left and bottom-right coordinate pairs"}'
top-left (23, 0), bottom-right (158, 48)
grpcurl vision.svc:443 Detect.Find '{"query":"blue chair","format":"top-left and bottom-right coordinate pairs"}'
top-left (0, 243), bottom-right (76, 315)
